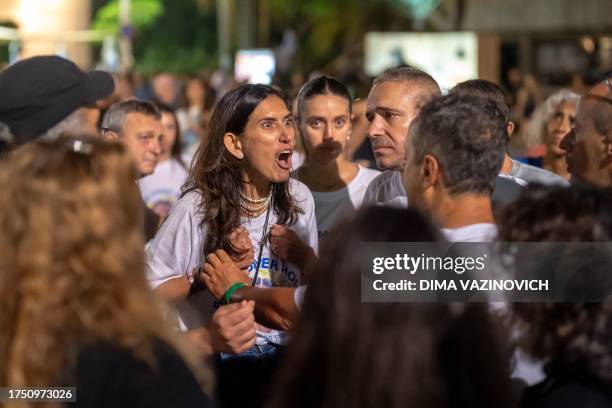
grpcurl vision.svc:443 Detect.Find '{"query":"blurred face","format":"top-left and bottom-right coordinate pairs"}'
top-left (507, 68), bottom-right (522, 87)
top-left (159, 111), bottom-right (178, 161)
top-left (300, 94), bottom-right (351, 165)
top-left (153, 74), bottom-right (177, 105)
top-left (241, 95), bottom-right (295, 183)
top-left (561, 96), bottom-right (612, 186)
top-left (120, 113), bottom-right (163, 177)
top-left (546, 101), bottom-right (576, 156)
top-left (366, 81), bottom-right (427, 171)
top-left (186, 79), bottom-right (205, 106)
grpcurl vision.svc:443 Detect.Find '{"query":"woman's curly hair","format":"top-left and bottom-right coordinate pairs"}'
top-left (0, 135), bottom-right (209, 402)
top-left (497, 185), bottom-right (612, 384)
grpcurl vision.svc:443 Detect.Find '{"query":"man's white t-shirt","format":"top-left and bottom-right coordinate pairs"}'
top-left (145, 178), bottom-right (318, 346)
top-left (442, 222), bottom-right (545, 386)
top-left (139, 158), bottom-right (188, 217)
top-left (361, 170), bottom-right (408, 209)
top-left (293, 166), bottom-right (380, 239)
top-left (441, 223), bottom-right (499, 242)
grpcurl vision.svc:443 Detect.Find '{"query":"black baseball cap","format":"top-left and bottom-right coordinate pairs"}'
top-left (0, 55), bottom-right (115, 144)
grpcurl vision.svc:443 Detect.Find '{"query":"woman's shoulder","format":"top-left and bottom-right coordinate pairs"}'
top-left (287, 178), bottom-right (314, 203)
top-left (152, 190), bottom-right (204, 236)
top-left (172, 190), bottom-right (202, 213)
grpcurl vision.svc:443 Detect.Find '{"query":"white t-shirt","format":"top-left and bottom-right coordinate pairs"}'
top-left (145, 178), bottom-right (318, 346)
top-left (361, 170), bottom-right (408, 209)
top-left (441, 223), bottom-right (498, 242)
top-left (443, 222), bottom-right (545, 385)
top-left (293, 285), bottom-right (307, 311)
top-left (139, 158), bottom-right (188, 218)
top-left (293, 166), bottom-right (380, 239)
top-left (497, 171), bottom-right (528, 187)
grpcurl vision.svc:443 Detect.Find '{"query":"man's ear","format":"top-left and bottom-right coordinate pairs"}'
top-left (421, 154), bottom-right (440, 188)
top-left (506, 121), bottom-right (515, 138)
top-left (223, 132), bottom-right (244, 159)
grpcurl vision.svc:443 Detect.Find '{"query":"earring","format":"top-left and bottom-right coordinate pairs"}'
top-left (236, 151), bottom-right (244, 159)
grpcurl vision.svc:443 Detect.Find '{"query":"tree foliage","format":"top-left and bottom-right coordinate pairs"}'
top-left (93, 0), bottom-right (164, 32)
top-left (92, 0), bottom-right (439, 75)
top-left (94, 0), bottom-right (217, 75)
top-left (267, 0), bottom-right (417, 75)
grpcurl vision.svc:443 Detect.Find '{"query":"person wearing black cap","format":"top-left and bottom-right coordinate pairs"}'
top-left (0, 55), bottom-right (114, 153)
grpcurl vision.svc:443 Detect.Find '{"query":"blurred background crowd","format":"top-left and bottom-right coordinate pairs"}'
top-left (1, 0), bottom-right (611, 173)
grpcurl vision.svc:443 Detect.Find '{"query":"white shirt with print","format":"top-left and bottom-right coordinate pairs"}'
top-left (145, 178), bottom-right (318, 346)
top-left (139, 158), bottom-right (188, 216)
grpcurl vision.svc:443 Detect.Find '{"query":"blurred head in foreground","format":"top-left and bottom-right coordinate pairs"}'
top-left (268, 206), bottom-right (513, 408)
top-left (0, 135), bottom-right (204, 390)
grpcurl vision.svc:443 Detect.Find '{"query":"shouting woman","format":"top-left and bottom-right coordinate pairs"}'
top-left (145, 84), bottom-right (318, 407)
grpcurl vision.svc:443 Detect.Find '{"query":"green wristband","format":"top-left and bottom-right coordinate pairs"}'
top-left (223, 282), bottom-right (248, 305)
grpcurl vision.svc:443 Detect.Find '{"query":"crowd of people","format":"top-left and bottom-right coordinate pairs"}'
top-left (0, 54), bottom-right (611, 408)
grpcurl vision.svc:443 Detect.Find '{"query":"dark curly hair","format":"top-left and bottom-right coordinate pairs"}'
top-left (450, 79), bottom-right (511, 141)
top-left (497, 184), bottom-right (612, 385)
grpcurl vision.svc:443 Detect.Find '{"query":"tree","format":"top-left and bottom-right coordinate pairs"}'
top-left (93, 0), bottom-right (217, 75)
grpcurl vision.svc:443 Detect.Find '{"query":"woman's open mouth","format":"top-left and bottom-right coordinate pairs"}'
top-left (276, 150), bottom-right (293, 170)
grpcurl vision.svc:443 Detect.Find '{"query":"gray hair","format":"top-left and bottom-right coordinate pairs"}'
top-left (2, 114), bottom-right (88, 154)
top-left (101, 98), bottom-right (161, 134)
top-left (0, 121), bottom-right (15, 156)
top-left (525, 89), bottom-right (580, 147)
top-left (373, 67), bottom-right (441, 96)
top-left (0, 121), bottom-right (14, 144)
top-left (410, 93), bottom-right (507, 196)
top-left (39, 109), bottom-right (88, 140)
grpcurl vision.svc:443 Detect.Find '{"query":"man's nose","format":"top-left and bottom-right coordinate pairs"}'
top-left (367, 115), bottom-right (384, 139)
top-left (151, 137), bottom-right (162, 156)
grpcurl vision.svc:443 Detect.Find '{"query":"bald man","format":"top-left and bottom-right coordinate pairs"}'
top-left (561, 75), bottom-right (612, 187)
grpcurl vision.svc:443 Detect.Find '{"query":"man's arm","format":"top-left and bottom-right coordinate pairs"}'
top-left (187, 301), bottom-right (257, 356)
top-left (202, 250), bottom-right (300, 331)
top-left (154, 276), bottom-right (191, 302)
top-left (152, 227), bottom-right (254, 304)
top-left (230, 287), bottom-right (298, 332)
